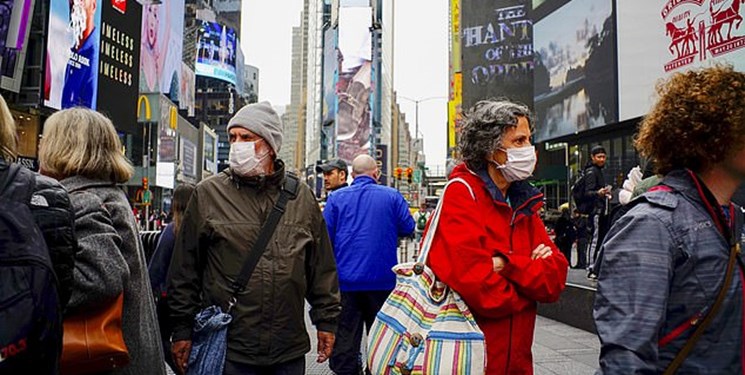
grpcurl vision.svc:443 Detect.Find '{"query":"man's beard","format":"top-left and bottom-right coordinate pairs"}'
top-left (69, 0), bottom-right (87, 49)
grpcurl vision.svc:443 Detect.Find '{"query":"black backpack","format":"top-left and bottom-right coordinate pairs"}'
top-left (571, 170), bottom-right (593, 214)
top-left (0, 163), bottom-right (61, 374)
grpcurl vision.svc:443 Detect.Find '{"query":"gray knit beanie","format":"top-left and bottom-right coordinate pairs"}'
top-left (227, 101), bottom-right (283, 154)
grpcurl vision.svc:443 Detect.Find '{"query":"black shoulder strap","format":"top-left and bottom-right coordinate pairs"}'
top-left (227, 173), bottom-right (300, 310)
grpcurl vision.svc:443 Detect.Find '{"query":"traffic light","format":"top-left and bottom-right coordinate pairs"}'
top-left (142, 177), bottom-right (149, 190)
top-left (406, 167), bottom-right (413, 184)
top-left (395, 167), bottom-right (403, 180)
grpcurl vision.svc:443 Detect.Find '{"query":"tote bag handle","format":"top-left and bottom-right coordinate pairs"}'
top-left (417, 177), bottom-right (475, 264)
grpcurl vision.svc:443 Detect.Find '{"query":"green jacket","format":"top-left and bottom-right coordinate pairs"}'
top-left (168, 161), bottom-right (340, 365)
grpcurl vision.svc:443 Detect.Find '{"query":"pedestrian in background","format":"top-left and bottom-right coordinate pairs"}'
top-left (323, 154), bottom-right (415, 375)
top-left (38, 107), bottom-right (165, 374)
top-left (148, 183), bottom-right (195, 373)
top-left (582, 145), bottom-right (611, 279)
top-left (594, 65), bottom-right (745, 373)
top-left (414, 201), bottom-right (430, 245)
top-left (167, 102), bottom-right (340, 375)
top-left (553, 206), bottom-right (576, 266)
top-left (317, 158), bottom-right (349, 195)
top-left (427, 99), bottom-right (568, 374)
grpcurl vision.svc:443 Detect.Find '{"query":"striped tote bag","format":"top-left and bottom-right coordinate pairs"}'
top-left (367, 178), bottom-right (485, 375)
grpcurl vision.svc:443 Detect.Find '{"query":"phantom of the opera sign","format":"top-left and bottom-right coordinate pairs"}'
top-left (460, 0), bottom-right (533, 111)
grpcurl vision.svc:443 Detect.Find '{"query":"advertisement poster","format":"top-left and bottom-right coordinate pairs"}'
top-left (139, 0), bottom-right (184, 99)
top-left (179, 62), bottom-right (195, 117)
top-left (336, 5), bottom-right (372, 163)
top-left (533, 0), bottom-right (617, 142)
top-left (44, 0), bottom-right (103, 109)
top-left (322, 27), bottom-right (337, 126)
top-left (203, 129), bottom-right (217, 175)
top-left (97, 0), bottom-right (141, 135)
top-left (618, 0), bottom-right (745, 121)
top-left (0, 0), bottom-right (34, 92)
top-left (461, 0), bottom-right (533, 111)
top-left (181, 138), bottom-right (197, 179)
top-left (195, 20), bottom-right (237, 85)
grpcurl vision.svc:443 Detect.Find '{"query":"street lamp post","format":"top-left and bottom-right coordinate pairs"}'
top-left (399, 96), bottom-right (448, 140)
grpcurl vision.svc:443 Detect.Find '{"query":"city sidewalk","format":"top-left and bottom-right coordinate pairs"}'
top-left (304, 315), bottom-right (600, 375)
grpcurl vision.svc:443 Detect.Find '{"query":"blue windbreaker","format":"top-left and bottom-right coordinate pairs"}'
top-left (324, 175), bottom-right (415, 291)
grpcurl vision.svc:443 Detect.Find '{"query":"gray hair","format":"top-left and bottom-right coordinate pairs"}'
top-left (458, 99), bottom-right (533, 171)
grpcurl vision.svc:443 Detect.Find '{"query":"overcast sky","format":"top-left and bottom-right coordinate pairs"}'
top-left (240, 1), bottom-right (449, 168)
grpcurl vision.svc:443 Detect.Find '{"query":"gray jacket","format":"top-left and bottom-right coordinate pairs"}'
top-left (62, 176), bottom-right (165, 375)
top-left (594, 170), bottom-right (743, 374)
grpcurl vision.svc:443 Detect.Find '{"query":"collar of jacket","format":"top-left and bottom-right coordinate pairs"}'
top-left (472, 165), bottom-right (542, 210)
top-left (329, 182), bottom-right (349, 192)
top-left (662, 169), bottom-right (734, 239)
top-left (60, 175), bottom-right (117, 193)
top-left (226, 159), bottom-right (286, 190)
top-left (351, 175), bottom-right (377, 186)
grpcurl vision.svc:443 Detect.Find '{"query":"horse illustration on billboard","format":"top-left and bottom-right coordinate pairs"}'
top-left (663, 0), bottom-right (745, 72)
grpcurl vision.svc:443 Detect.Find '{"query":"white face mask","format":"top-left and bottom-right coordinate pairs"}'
top-left (229, 141), bottom-right (269, 177)
top-left (492, 145), bottom-right (537, 182)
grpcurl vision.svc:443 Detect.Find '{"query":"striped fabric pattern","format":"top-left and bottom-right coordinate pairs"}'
top-left (367, 179), bottom-right (486, 375)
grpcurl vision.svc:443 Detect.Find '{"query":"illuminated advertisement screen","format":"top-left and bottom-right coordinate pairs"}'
top-left (0, 0), bottom-right (34, 92)
top-left (195, 20), bottom-right (237, 85)
top-left (533, 0), bottom-right (617, 142)
top-left (461, 0), bottom-right (533, 112)
top-left (336, 6), bottom-right (372, 163)
top-left (44, 0), bottom-right (103, 109)
top-left (97, 0), bottom-right (141, 135)
top-left (139, 0), bottom-right (184, 98)
top-left (618, 0), bottom-right (745, 121)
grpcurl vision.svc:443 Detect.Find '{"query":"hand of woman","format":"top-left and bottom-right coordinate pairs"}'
top-left (531, 244), bottom-right (553, 260)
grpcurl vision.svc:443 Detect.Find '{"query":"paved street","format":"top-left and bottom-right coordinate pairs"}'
top-left (305, 314), bottom-right (600, 375)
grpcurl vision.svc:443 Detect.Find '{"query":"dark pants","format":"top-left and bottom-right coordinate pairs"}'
top-left (329, 290), bottom-right (391, 375)
top-left (588, 213), bottom-right (610, 274)
top-left (223, 357), bottom-right (305, 375)
top-left (156, 297), bottom-right (177, 373)
top-left (555, 238), bottom-right (573, 267)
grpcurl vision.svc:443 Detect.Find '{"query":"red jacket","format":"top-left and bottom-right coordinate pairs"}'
top-left (427, 164), bottom-right (568, 375)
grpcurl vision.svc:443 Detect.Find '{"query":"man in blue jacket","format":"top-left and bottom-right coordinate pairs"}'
top-left (323, 154), bottom-right (415, 375)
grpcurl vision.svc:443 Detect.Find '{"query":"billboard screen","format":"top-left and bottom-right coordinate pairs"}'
top-left (195, 20), bottom-right (237, 85)
top-left (618, 0), bottom-right (745, 121)
top-left (179, 62), bottom-right (195, 117)
top-left (139, 0), bottom-right (184, 98)
top-left (461, 0), bottom-right (533, 112)
top-left (0, 0), bottom-right (34, 92)
top-left (336, 6), bottom-right (372, 163)
top-left (322, 27), bottom-right (337, 126)
top-left (44, 0), bottom-right (103, 109)
top-left (97, 0), bottom-right (141, 135)
top-left (533, 0), bottom-right (617, 142)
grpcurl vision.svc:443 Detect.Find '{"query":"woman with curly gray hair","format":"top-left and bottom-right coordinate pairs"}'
top-left (426, 99), bottom-right (568, 373)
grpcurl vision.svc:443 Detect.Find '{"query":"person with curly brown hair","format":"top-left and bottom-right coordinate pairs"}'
top-left (594, 65), bottom-right (745, 374)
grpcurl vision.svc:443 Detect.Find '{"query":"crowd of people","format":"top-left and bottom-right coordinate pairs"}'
top-left (1, 65), bottom-right (745, 375)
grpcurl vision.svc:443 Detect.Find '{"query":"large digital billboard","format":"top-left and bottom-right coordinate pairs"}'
top-left (0, 0), bottom-right (34, 92)
top-left (195, 20), bottom-right (237, 85)
top-left (139, 0), bottom-right (184, 98)
top-left (533, 0), bottom-right (617, 142)
top-left (97, 0), bottom-right (141, 135)
top-left (618, 0), bottom-right (745, 121)
top-left (336, 6), bottom-right (372, 163)
top-left (44, 0), bottom-right (103, 109)
top-left (461, 0), bottom-right (533, 112)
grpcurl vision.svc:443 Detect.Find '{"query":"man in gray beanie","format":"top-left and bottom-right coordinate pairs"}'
top-left (168, 101), bottom-right (341, 375)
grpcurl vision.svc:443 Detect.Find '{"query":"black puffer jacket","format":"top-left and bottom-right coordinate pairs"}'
top-left (30, 174), bottom-right (77, 310)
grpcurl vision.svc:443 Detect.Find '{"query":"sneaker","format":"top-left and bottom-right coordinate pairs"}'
top-left (586, 270), bottom-right (598, 280)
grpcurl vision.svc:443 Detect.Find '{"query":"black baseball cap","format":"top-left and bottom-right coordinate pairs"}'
top-left (316, 159), bottom-right (348, 173)
top-left (590, 145), bottom-right (606, 156)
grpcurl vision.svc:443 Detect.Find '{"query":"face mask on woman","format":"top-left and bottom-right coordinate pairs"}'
top-left (492, 145), bottom-right (537, 182)
top-left (229, 141), bottom-right (270, 177)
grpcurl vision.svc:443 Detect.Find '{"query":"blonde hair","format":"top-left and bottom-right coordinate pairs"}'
top-left (0, 94), bottom-right (17, 162)
top-left (39, 108), bottom-right (134, 182)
